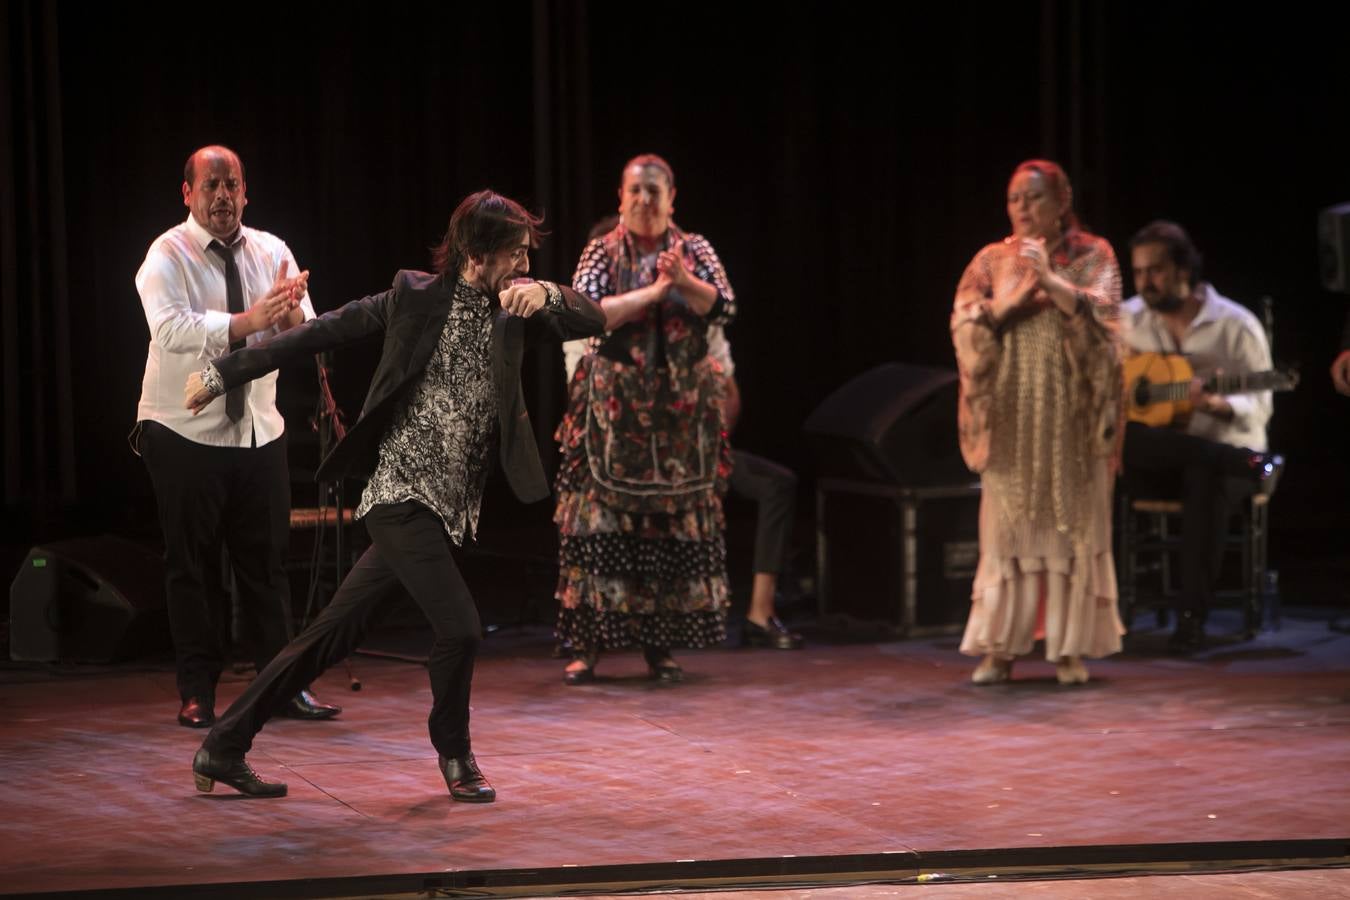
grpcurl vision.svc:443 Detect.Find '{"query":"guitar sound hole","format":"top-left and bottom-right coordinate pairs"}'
top-left (1133, 378), bottom-right (1151, 407)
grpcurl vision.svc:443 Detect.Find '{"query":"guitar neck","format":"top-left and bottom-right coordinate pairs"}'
top-left (1145, 371), bottom-right (1284, 403)
top-left (1207, 371), bottom-right (1285, 394)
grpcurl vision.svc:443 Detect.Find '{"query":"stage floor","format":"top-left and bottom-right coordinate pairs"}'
top-left (2, 611), bottom-right (1348, 898)
top-left (578, 870), bottom-right (1350, 899)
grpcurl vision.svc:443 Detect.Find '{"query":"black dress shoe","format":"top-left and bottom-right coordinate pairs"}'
top-left (741, 616), bottom-right (804, 650)
top-left (1167, 612), bottom-right (1208, 653)
top-left (277, 688), bottom-right (342, 720)
top-left (439, 753), bottom-right (495, 803)
top-left (192, 747), bottom-right (287, 798)
top-left (563, 654), bottom-right (597, 685)
top-left (642, 645), bottom-right (683, 683)
top-left (178, 696), bottom-right (215, 728)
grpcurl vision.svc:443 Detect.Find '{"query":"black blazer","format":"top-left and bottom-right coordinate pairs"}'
top-left (214, 269), bottom-right (605, 503)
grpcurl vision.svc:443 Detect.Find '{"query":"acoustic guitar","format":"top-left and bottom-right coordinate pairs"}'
top-left (1123, 352), bottom-right (1298, 427)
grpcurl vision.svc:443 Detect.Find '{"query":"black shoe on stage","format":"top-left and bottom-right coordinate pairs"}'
top-left (192, 747), bottom-right (288, 798)
top-left (439, 753), bottom-right (496, 803)
top-left (177, 696), bottom-right (215, 728)
top-left (1167, 612), bottom-right (1208, 653)
top-left (563, 653), bottom-right (598, 686)
top-left (642, 646), bottom-right (684, 683)
top-left (741, 616), bottom-right (804, 650)
top-left (277, 688), bottom-right (342, 720)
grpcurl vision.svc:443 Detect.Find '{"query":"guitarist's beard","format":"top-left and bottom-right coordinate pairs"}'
top-left (1143, 291), bottom-right (1184, 313)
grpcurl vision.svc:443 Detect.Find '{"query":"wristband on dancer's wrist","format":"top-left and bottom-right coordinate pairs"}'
top-left (200, 363), bottom-right (225, 397)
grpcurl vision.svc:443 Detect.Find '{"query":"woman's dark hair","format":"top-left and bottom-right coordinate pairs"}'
top-left (432, 190), bottom-right (544, 276)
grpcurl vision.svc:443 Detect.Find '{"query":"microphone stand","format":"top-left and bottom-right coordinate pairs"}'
top-left (311, 352), bottom-right (361, 691)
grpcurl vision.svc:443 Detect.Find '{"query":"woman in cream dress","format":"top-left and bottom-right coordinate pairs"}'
top-left (950, 159), bottom-right (1125, 685)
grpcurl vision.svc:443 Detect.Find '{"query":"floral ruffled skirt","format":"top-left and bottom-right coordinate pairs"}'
top-left (554, 354), bottom-right (731, 651)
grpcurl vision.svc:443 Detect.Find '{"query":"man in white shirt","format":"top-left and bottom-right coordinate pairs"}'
top-left (1120, 220), bottom-right (1281, 651)
top-left (134, 145), bottom-right (339, 726)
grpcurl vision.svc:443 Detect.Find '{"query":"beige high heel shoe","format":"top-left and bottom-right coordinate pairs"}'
top-left (971, 654), bottom-right (1013, 684)
top-left (1056, 656), bottom-right (1089, 685)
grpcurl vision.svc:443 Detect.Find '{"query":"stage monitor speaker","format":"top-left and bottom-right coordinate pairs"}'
top-left (9, 536), bottom-right (169, 663)
top-left (803, 362), bottom-right (970, 486)
top-left (1318, 202), bottom-right (1350, 293)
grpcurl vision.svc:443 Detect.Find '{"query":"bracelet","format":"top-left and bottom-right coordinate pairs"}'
top-left (201, 363), bottom-right (225, 396)
top-left (540, 280), bottom-right (565, 312)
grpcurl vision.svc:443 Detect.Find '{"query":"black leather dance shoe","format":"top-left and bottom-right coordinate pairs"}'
top-left (1167, 611), bottom-right (1208, 653)
top-left (177, 696), bottom-right (216, 728)
top-left (439, 753), bottom-right (496, 803)
top-left (192, 747), bottom-right (288, 798)
top-left (642, 646), bottom-right (684, 683)
top-left (741, 616), bottom-right (804, 650)
top-left (563, 653), bottom-right (598, 686)
top-left (277, 688), bottom-right (342, 720)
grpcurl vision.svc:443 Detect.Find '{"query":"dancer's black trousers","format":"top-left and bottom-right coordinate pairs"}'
top-left (207, 501), bottom-right (481, 759)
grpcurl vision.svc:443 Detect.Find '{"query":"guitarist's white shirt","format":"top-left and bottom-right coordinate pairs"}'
top-left (1121, 284), bottom-right (1273, 451)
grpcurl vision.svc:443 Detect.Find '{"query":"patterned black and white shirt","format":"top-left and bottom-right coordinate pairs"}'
top-left (355, 276), bottom-right (499, 545)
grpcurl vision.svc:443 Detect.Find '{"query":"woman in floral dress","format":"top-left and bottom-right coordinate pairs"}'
top-left (554, 154), bottom-right (734, 684)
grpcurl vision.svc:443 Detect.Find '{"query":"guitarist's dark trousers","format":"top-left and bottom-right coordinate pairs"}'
top-left (1121, 422), bottom-right (1258, 620)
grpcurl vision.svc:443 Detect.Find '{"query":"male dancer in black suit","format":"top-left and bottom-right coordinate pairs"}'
top-left (187, 190), bottom-right (605, 802)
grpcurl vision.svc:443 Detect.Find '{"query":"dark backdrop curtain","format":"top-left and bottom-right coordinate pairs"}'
top-left (3, 0), bottom-right (1350, 583)
top-left (2, 0), bottom-right (76, 534)
top-left (24, 1), bottom-right (544, 549)
top-left (527, 0), bottom-right (594, 465)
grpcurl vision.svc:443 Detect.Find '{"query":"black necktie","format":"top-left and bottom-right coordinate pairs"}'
top-left (207, 240), bottom-right (246, 422)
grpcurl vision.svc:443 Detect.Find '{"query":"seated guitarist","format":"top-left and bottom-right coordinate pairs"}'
top-left (1120, 220), bottom-right (1281, 652)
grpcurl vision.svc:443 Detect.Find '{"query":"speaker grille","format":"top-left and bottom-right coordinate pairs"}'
top-left (9, 536), bottom-right (168, 663)
top-left (804, 362), bottom-right (970, 486)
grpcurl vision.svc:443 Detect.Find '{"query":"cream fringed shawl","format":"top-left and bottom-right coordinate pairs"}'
top-left (950, 231), bottom-right (1123, 540)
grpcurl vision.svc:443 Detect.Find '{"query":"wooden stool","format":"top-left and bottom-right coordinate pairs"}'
top-left (1116, 491), bottom-right (1270, 638)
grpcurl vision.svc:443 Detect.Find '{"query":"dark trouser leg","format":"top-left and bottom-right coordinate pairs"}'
top-left (730, 449), bottom-right (798, 576)
top-left (140, 421), bottom-right (230, 701)
top-left (1123, 422), bottom-right (1255, 621)
top-left (206, 501), bottom-right (482, 760)
top-left (222, 432), bottom-right (294, 670)
top-left (1179, 460), bottom-right (1223, 618)
top-left (728, 450), bottom-right (803, 648)
top-left (1181, 473), bottom-right (1254, 619)
top-left (361, 503), bottom-right (482, 759)
top-left (206, 533), bottom-right (405, 755)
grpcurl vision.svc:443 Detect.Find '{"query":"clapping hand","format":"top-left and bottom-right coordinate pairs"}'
top-left (1017, 237), bottom-right (1052, 284)
top-left (991, 264), bottom-right (1041, 323)
top-left (656, 239), bottom-right (690, 287)
top-left (249, 260), bottom-right (308, 331)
